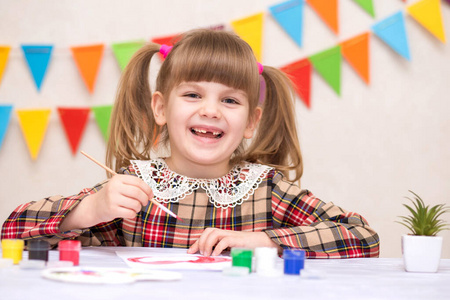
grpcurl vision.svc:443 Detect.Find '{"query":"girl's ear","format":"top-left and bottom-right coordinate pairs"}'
top-left (244, 107), bottom-right (262, 139)
top-left (151, 91), bottom-right (167, 126)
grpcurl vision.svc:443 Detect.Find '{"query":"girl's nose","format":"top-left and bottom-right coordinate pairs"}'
top-left (199, 99), bottom-right (221, 119)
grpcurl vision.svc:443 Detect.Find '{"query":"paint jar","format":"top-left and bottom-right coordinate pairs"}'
top-left (58, 240), bottom-right (81, 266)
top-left (1, 239), bottom-right (24, 264)
top-left (231, 248), bottom-right (253, 272)
top-left (255, 247), bottom-right (278, 276)
top-left (283, 249), bottom-right (305, 275)
top-left (28, 240), bottom-right (50, 262)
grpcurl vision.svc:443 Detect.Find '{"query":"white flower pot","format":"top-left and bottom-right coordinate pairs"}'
top-left (401, 234), bottom-right (443, 273)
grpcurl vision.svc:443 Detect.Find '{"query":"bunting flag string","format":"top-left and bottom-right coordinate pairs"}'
top-left (0, 0), bottom-right (449, 158)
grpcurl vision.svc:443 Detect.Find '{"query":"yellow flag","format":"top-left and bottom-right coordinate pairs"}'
top-left (17, 109), bottom-right (51, 160)
top-left (407, 0), bottom-right (446, 43)
top-left (231, 12), bottom-right (264, 61)
top-left (0, 46), bottom-right (11, 85)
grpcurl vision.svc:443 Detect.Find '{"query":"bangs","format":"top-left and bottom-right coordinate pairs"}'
top-left (157, 30), bottom-right (261, 105)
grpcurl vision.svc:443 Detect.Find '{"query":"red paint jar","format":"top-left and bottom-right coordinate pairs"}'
top-left (58, 240), bottom-right (81, 266)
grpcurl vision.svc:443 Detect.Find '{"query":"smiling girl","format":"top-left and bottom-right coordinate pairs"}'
top-left (2, 29), bottom-right (379, 258)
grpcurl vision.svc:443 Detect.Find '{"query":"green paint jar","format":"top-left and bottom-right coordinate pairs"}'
top-left (231, 248), bottom-right (253, 272)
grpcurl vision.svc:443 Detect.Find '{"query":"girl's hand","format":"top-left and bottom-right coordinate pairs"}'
top-left (89, 174), bottom-right (153, 223)
top-left (60, 175), bottom-right (152, 231)
top-left (187, 228), bottom-right (282, 257)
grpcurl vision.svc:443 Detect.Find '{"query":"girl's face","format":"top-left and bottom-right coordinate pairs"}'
top-left (152, 81), bottom-right (261, 178)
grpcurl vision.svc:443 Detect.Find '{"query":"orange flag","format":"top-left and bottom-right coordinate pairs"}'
top-left (280, 58), bottom-right (312, 108)
top-left (306, 0), bottom-right (339, 35)
top-left (17, 109), bottom-right (51, 160)
top-left (57, 107), bottom-right (90, 155)
top-left (340, 32), bottom-right (370, 85)
top-left (70, 44), bottom-right (104, 93)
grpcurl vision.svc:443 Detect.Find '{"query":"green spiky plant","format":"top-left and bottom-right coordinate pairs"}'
top-left (397, 190), bottom-right (449, 236)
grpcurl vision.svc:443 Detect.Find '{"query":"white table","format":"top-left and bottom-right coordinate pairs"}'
top-left (1, 247), bottom-right (449, 300)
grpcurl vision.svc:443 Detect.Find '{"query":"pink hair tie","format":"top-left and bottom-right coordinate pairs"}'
top-left (257, 62), bottom-right (264, 75)
top-left (160, 44), bottom-right (173, 58)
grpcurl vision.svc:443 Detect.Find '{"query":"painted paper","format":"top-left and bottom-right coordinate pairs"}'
top-left (407, 0), bottom-right (446, 43)
top-left (112, 40), bottom-right (145, 71)
top-left (231, 12), bottom-right (265, 61)
top-left (57, 107), bottom-right (90, 155)
top-left (269, 0), bottom-right (305, 47)
top-left (92, 104), bottom-right (113, 141)
top-left (17, 109), bottom-right (51, 160)
top-left (21, 45), bottom-right (53, 91)
top-left (306, 0), bottom-right (339, 34)
top-left (0, 46), bottom-right (11, 86)
top-left (372, 11), bottom-right (411, 60)
top-left (308, 45), bottom-right (342, 96)
top-left (116, 249), bottom-right (232, 271)
top-left (280, 58), bottom-right (312, 108)
top-left (70, 44), bottom-right (105, 93)
top-left (0, 104), bottom-right (13, 150)
top-left (340, 32), bottom-right (370, 85)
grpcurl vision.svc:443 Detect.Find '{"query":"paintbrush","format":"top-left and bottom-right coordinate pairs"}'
top-left (80, 151), bottom-right (183, 222)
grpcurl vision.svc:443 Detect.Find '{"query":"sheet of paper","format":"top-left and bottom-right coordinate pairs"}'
top-left (116, 248), bottom-right (232, 271)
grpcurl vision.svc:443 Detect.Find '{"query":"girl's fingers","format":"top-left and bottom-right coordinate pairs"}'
top-left (187, 240), bottom-right (199, 254)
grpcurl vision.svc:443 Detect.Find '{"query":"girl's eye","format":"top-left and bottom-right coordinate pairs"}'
top-left (184, 93), bottom-right (200, 99)
top-left (223, 98), bottom-right (239, 104)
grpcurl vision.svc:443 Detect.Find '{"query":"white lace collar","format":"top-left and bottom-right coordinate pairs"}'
top-left (131, 158), bottom-right (273, 208)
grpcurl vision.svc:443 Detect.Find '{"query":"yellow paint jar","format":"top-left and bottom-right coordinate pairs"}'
top-left (2, 239), bottom-right (25, 264)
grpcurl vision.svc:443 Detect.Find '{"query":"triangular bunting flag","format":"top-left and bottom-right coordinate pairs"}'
top-left (151, 34), bottom-right (180, 61)
top-left (70, 44), bottom-right (105, 93)
top-left (308, 45), bottom-right (342, 95)
top-left (0, 104), bottom-right (13, 150)
top-left (111, 40), bottom-right (145, 71)
top-left (306, 0), bottom-right (339, 35)
top-left (21, 45), bottom-right (53, 91)
top-left (280, 58), bottom-right (312, 108)
top-left (17, 108), bottom-right (51, 160)
top-left (407, 0), bottom-right (446, 43)
top-left (231, 12), bottom-right (265, 61)
top-left (91, 104), bottom-right (113, 142)
top-left (352, 0), bottom-right (375, 18)
top-left (372, 11), bottom-right (411, 60)
top-left (269, 0), bottom-right (305, 47)
top-left (57, 107), bottom-right (90, 155)
top-left (340, 32), bottom-right (370, 85)
top-left (0, 46), bottom-right (11, 86)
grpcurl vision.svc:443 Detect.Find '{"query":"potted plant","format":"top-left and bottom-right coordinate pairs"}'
top-left (397, 190), bottom-right (449, 272)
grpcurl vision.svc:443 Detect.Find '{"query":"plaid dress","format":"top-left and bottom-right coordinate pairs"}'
top-left (1, 160), bottom-right (380, 258)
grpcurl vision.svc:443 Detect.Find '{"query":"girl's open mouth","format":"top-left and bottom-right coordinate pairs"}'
top-left (190, 128), bottom-right (224, 139)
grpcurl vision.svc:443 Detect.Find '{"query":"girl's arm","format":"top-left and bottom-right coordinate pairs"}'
top-left (265, 171), bottom-right (380, 258)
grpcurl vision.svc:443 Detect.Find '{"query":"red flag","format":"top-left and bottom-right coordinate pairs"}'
top-left (57, 107), bottom-right (90, 155)
top-left (280, 58), bottom-right (312, 108)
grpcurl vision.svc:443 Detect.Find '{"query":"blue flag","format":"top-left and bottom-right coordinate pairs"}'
top-left (0, 104), bottom-right (13, 150)
top-left (372, 11), bottom-right (411, 61)
top-left (22, 45), bottom-right (53, 91)
top-left (269, 0), bottom-right (304, 47)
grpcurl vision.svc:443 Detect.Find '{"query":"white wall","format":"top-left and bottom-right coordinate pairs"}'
top-left (0, 0), bottom-right (449, 258)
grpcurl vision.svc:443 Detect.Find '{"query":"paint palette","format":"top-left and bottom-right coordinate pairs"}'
top-left (42, 267), bottom-right (182, 284)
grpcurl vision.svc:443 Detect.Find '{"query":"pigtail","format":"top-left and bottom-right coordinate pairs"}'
top-left (245, 66), bottom-right (303, 183)
top-left (106, 43), bottom-right (161, 174)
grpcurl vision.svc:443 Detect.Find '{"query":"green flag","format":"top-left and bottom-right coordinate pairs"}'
top-left (309, 45), bottom-right (342, 96)
top-left (92, 105), bottom-right (113, 142)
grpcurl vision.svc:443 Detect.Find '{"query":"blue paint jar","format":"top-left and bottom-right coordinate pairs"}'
top-left (283, 249), bottom-right (305, 275)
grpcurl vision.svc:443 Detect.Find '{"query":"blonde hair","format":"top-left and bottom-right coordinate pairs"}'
top-left (106, 29), bottom-right (303, 182)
